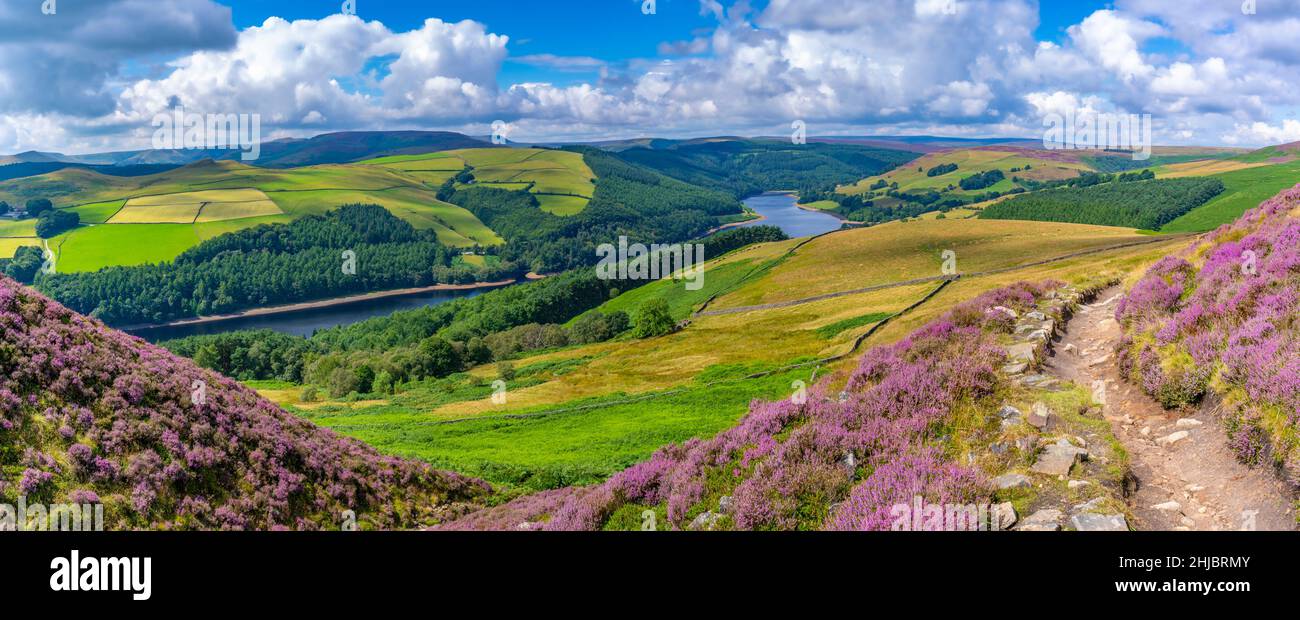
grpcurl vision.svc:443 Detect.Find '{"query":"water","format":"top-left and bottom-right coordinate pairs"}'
top-left (737, 192), bottom-right (844, 238)
top-left (128, 284), bottom-right (509, 342)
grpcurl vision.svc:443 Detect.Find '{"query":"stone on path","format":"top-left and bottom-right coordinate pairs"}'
top-left (1175, 418), bottom-right (1203, 429)
top-left (1151, 500), bottom-right (1182, 512)
top-left (1030, 439), bottom-right (1087, 476)
top-left (1156, 431), bottom-right (1189, 447)
top-left (1071, 513), bottom-right (1129, 531)
top-left (1027, 402), bottom-right (1051, 429)
top-left (993, 473), bottom-right (1031, 490)
top-left (1017, 509), bottom-right (1063, 532)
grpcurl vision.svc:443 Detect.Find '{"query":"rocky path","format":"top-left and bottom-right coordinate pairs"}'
top-left (1047, 286), bottom-right (1295, 531)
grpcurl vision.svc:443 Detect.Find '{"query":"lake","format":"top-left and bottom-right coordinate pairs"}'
top-left (128, 284), bottom-right (507, 342)
top-left (737, 192), bottom-right (844, 238)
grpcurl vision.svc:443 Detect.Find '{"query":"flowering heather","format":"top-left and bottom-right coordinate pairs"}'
top-left (1117, 184), bottom-right (1300, 482)
top-left (441, 281), bottom-right (1064, 530)
top-left (0, 275), bottom-right (489, 529)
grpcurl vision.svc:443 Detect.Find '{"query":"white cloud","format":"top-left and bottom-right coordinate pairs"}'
top-left (1222, 119), bottom-right (1300, 145)
top-left (3, 0), bottom-right (1300, 152)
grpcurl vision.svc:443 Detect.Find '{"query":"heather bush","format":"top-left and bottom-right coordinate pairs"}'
top-left (1116, 184), bottom-right (1300, 480)
top-left (0, 275), bottom-right (490, 529)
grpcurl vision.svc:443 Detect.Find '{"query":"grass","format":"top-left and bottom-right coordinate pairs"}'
top-left (0, 237), bottom-right (39, 259)
top-left (64, 200), bottom-right (125, 224)
top-left (709, 218), bottom-right (1153, 310)
top-left (0, 219), bottom-right (36, 237)
top-left (535, 194), bottom-right (588, 216)
top-left (51, 224), bottom-right (200, 273)
top-left (110, 203), bottom-right (204, 224)
top-left (294, 364), bottom-right (812, 490)
top-left (838, 149), bottom-right (1092, 197)
top-left (263, 216), bottom-right (1189, 492)
top-left (1160, 160), bottom-right (1300, 232)
top-left (813, 312), bottom-right (893, 338)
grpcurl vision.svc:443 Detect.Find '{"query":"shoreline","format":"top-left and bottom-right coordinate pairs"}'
top-left (120, 279), bottom-right (521, 332)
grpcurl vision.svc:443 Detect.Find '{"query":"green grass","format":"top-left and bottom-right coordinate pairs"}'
top-left (0, 219), bottom-right (37, 237)
top-left (0, 159), bottom-right (505, 270)
top-left (1161, 160), bottom-right (1300, 232)
top-left (535, 194), bottom-right (589, 216)
top-left (813, 312), bottom-right (893, 338)
top-left (0, 237), bottom-right (39, 259)
top-left (579, 257), bottom-right (771, 322)
top-left (298, 364), bottom-right (809, 490)
top-left (52, 224), bottom-right (200, 273)
top-left (64, 200), bottom-right (125, 224)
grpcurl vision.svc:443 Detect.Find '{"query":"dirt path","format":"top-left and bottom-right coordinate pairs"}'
top-left (1048, 286), bottom-right (1296, 531)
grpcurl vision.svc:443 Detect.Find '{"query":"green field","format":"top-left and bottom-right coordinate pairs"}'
top-left (51, 224), bottom-right (201, 272)
top-left (0, 156), bottom-right (517, 272)
top-left (0, 237), bottom-right (39, 259)
top-left (0, 219), bottom-right (37, 237)
top-left (1161, 160), bottom-right (1300, 232)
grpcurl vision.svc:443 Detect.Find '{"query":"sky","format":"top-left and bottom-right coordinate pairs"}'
top-left (1, 0), bottom-right (1299, 155)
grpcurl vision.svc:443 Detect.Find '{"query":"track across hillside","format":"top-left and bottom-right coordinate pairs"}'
top-left (1048, 287), bottom-right (1296, 530)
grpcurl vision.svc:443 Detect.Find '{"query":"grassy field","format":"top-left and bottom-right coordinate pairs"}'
top-left (0, 219), bottom-right (37, 237)
top-left (708, 218), bottom-right (1154, 309)
top-left (838, 148), bottom-right (1092, 197)
top-left (51, 224), bottom-right (201, 272)
top-left (1160, 159), bottom-right (1300, 232)
top-left (0, 157), bottom-right (510, 272)
top-left (0, 237), bottom-right (39, 259)
top-left (257, 217), bottom-right (1189, 490)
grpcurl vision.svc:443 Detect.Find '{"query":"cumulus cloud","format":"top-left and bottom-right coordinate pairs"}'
top-left (2, 0), bottom-right (1300, 153)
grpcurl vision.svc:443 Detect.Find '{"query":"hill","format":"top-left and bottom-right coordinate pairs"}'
top-left (613, 138), bottom-right (918, 197)
top-left (0, 131), bottom-right (490, 169)
top-left (0, 274), bottom-right (489, 530)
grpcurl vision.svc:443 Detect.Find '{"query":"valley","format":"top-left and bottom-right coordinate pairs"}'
top-left (2, 130), bottom-right (1297, 532)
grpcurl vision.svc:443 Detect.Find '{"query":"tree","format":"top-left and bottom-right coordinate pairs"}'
top-left (2, 245), bottom-right (44, 284)
top-left (416, 336), bottom-right (461, 378)
top-left (372, 370), bottom-right (395, 395)
top-left (0, 201), bottom-right (9, 216)
top-left (25, 198), bottom-right (53, 217)
top-left (497, 361), bottom-right (516, 382)
top-left (353, 365), bottom-right (375, 395)
top-left (633, 298), bottom-right (676, 339)
top-left (35, 210), bottom-right (78, 238)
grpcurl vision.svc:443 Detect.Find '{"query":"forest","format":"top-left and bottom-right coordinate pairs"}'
top-left (979, 176), bottom-right (1226, 229)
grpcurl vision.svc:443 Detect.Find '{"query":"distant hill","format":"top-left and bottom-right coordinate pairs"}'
top-left (0, 131), bottom-right (491, 170)
top-left (0, 274), bottom-right (490, 529)
top-left (610, 137), bottom-right (920, 197)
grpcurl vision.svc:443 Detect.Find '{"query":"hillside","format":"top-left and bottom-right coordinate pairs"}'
top-left (0, 274), bottom-right (489, 530)
top-left (0, 130), bottom-right (489, 169)
top-left (244, 217), bottom-right (1187, 491)
top-left (1116, 183), bottom-right (1300, 485)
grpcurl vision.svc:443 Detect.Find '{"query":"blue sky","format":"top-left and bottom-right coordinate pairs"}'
top-left (2, 0), bottom-right (1299, 153)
